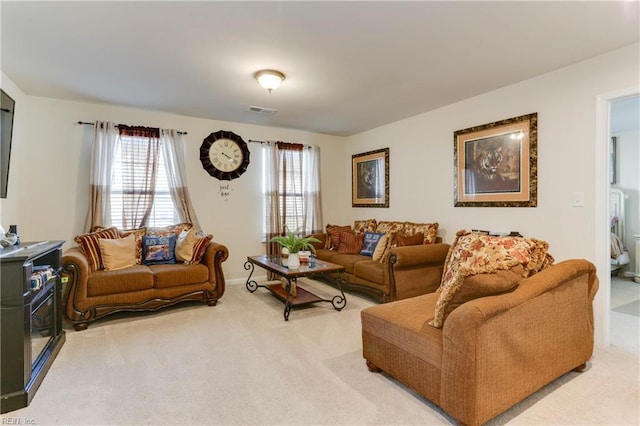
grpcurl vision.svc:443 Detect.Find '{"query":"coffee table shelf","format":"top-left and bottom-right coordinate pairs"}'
top-left (245, 255), bottom-right (347, 320)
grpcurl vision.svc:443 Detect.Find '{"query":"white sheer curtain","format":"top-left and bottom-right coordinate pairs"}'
top-left (161, 129), bottom-right (201, 231)
top-left (302, 145), bottom-right (323, 234)
top-left (263, 141), bottom-right (323, 258)
top-left (84, 121), bottom-right (119, 232)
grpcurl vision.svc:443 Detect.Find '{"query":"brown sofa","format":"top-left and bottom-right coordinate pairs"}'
top-left (310, 220), bottom-right (450, 303)
top-left (61, 241), bottom-right (228, 331)
top-left (361, 259), bottom-right (598, 426)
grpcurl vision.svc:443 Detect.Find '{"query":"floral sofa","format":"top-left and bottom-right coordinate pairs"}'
top-left (61, 223), bottom-right (228, 330)
top-left (361, 230), bottom-right (599, 426)
top-left (310, 219), bottom-right (450, 302)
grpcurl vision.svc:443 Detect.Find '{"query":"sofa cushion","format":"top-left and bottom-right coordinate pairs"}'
top-left (314, 248), bottom-right (336, 263)
top-left (338, 231), bottom-right (365, 254)
top-left (326, 224), bottom-right (352, 250)
top-left (87, 265), bottom-right (154, 296)
top-left (397, 232), bottom-right (424, 247)
top-left (118, 227), bottom-right (146, 264)
top-left (353, 219), bottom-right (377, 234)
top-left (146, 223), bottom-right (193, 237)
top-left (430, 230), bottom-right (554, 328)
top-left (150, 263), bottom-right (210, 289)
top-left (74, 227), bottom-right (120, 272)
top-left (329, 253), bottom-right (370, 274)
top-left (98, 234), bottom-right (137, 271)
top-left (142, 235), bottom-right (177, 265)
top-left (353, 260), bottom-right (384, 285)
top-left (375, 221), bottom-right (405, 235)
top-left (175, 228), bottom-right (197, 262)
top-left (360, 231), bottom-right (385, 256)
top-left (371, 234), bottom-right (389, 262)
top-left (403, 221), bottom-right (439, 245)
top-left (361, 292), bottom-right (443, 368)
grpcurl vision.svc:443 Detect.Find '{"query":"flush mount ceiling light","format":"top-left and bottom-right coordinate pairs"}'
top-left (254, 69), bottom-right (285, 93)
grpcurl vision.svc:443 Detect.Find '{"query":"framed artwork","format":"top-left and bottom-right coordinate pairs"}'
top-left (352, 148), bottom-right (389, 207)
top-left (454, 113), bottom-right (537, 207)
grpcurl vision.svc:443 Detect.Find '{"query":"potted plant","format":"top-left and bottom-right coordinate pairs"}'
top-left (269, 227), bottom-right (321, 269)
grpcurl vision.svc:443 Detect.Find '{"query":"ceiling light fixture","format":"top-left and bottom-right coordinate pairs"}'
top-left (255, 69), bottom-right (285, 93)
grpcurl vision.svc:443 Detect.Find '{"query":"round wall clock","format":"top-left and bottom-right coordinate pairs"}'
top-left (199, 130), bottom-right (250, 181)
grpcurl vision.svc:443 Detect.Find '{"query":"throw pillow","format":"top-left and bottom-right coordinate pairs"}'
top-left (353, 219), bottom-right (377, 234)
top-left (403, 222), bottom-right (439, 244)
top-left (98, 234), bottom-right (137, 271)
top-left (142, 235), bottom-right (177, 265)
top-left (396, 232), bottom-right (424, 247)
top-left (429, 230), bottom-right (554, 328)
top-left (359, 231), bottom-right (385, 256)
top-left (118, 227), bottom-right (146, 264)
top-left (146, 223), bottom-right (193, 237)
top-left (74, 227), bottom-right (120, 272)
top-left (325, 224), bottom-right (352, 250)
top-left (175, 228), bottom-right (197, 262)
top-left (337, 231), bottom-right (365, 254)
top-left (371, 234), bottom-right (390, 262)
top-left (190, 234), bottom-right (213, 264)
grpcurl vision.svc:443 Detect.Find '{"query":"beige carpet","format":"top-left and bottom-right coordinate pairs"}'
top-left (3, 279), bottom-right (639, 425)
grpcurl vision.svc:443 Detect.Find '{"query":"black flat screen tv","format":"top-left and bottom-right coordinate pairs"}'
top-left (1, 89), bottom-right (15, 199)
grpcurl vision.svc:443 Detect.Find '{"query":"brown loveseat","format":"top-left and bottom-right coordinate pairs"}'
top-left (310, 219), bottom-right (450, 303)
top-left (361, 232), bottom-right (598, 426)
top-left (61, 225), bottom-right (228, 330)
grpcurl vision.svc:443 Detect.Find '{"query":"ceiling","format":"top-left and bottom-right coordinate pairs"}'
top-left (2, 1), bottom-right (639, 137)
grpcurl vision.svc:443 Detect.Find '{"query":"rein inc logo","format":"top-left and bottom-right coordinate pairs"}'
top-left (2, 418), bottom-right (35, 425)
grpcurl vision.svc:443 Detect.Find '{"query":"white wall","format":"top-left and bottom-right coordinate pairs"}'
top-left (0, 73), bottom-right (348, 282)
top-left (345, 43), bottom-right (639, 346)
top-left (3, 43), bottom-right (639, 345)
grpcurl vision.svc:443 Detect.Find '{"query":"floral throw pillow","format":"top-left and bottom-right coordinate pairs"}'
top-left (429, 230), bottom-right (554, 328)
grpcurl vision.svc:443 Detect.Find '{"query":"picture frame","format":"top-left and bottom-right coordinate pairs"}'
top-left (454, 113), bottom-right (537, 207)
top-left (352, 147), bottom-right (389, 207)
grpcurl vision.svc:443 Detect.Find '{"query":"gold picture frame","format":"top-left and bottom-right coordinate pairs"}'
top-left (352, 148), bottom-right (389, 207)
top-left (454, 113), bottom-right (537, 207)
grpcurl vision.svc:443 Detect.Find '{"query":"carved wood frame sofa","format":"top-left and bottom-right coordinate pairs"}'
top-left (61, 225), bottom-right (228, 330)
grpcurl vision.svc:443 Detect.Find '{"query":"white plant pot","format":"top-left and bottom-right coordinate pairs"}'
top-left (287, 252), bottom-right (300, 269)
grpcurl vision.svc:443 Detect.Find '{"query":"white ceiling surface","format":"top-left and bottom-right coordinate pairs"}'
top-left (1, 2), bottom-right (639, 137)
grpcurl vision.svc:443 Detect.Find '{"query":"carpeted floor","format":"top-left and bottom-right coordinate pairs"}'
top-left (3, 279), bottom-right (639, 425)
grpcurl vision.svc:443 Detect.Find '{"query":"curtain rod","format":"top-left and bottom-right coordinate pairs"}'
top-left (77, 121), bottom-right (187, 135)
top-left (249, 139), bottom-right (313, 149)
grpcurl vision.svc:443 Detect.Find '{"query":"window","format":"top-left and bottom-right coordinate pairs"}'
top-left (110, 132), bottom-right (178, 229)
top-left (263, 142), bottom-right (322, 243)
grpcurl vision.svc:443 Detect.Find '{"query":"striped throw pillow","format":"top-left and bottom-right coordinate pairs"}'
top-left (74, 227), bottom-right (120, 271)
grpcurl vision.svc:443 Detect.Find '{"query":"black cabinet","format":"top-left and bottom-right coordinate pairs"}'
top-left (1, 240), bottom-right (65, 413)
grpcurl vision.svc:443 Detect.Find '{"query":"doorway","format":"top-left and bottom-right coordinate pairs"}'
top-left (595, 88), bottom-right (639, 351)
top-left (609, 95), bottom-right (640, 355)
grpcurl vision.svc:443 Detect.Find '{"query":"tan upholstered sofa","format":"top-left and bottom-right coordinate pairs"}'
top-left (61, 225), bottom-right (228, 330)
top-left (310, 219), bottom-right (450, 302)
top-left (361, 231), bottom-right (599, 426)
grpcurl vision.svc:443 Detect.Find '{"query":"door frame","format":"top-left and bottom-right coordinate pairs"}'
top-left (594, 86), bottom-right (639, 347)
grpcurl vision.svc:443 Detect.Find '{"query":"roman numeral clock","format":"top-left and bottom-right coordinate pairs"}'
top-left (199, 130), bottom-right (250, 181)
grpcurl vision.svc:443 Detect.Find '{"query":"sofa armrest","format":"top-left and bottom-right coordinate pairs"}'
top-left (439, 259), bottom-right (598, 425)
top-left (201, 241), bottom-right (229, 299)
top-left (308, 233), bottom-right (327, 251)
top-left (386, 243), bottom-right (450, 301)
top-left (61, 247), bottom-right (91, 325)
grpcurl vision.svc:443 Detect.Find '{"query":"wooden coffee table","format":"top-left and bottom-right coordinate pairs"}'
top-left (245, 255), bottom-right (347, 320)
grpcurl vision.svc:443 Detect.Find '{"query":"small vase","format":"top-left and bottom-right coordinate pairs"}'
top-left (287, 252), bottom-right (300, 269)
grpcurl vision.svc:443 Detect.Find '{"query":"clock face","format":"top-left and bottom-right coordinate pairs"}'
top-left (200, 131), bottom-right (250, 181)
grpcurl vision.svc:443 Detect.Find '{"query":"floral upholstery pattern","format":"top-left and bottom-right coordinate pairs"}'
top-left (403, 222), bottom-right (439, 244)
top-left (430, 230), bottom-right (554, 328)
top-left (353, 219), bottom-right (377, 234)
